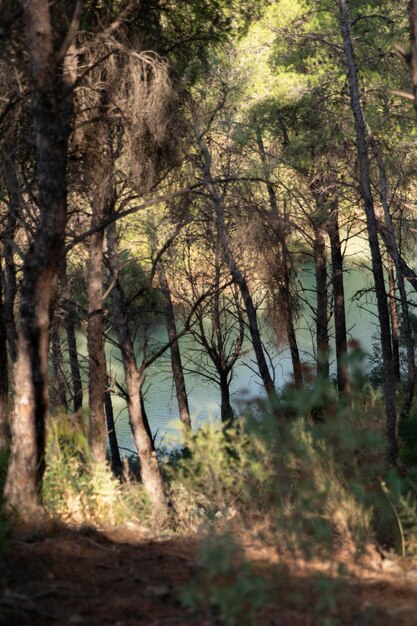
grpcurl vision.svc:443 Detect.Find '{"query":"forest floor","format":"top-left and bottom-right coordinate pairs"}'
top-left (2, 524), bottom-right (417, 626)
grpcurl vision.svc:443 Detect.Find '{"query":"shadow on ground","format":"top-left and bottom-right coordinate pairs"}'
top-left (1, 525), bottom-right (417, 625)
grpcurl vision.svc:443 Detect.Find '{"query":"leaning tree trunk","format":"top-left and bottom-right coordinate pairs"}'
top-left (107, 221), bottom-right (166, 511)
top-left (194, 117), bottom-right (279, 410)
top-left (327, 204), bottom-right (350, 394)
top-left (387, 258), bottom-right (401, 383)
top-left (5, 0), bottom-right (73, 516)
top-left (339, 0), bottom-right (398, 462)
top-left (157, 261), bottom-right (192, 429)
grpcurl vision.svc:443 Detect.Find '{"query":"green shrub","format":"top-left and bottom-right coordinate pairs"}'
top-left (43, 416), bottom-right (150, 527)
top-left (167, 409), bottom-right (373, 557)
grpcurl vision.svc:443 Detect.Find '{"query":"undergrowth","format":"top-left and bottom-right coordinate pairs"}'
top-left (42, 417), bottom-right (151, 527)
top-left (39, 367), bottom-right (417, 625)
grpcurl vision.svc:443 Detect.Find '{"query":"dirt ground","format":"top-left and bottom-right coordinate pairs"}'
top-left (2, 525), bottom-right (417, 626)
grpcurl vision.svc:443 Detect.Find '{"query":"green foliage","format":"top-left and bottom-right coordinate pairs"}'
top-left (165, 423), bottom-right (249, 530)
top-left (43, 417), bottom-right (150, 527)
top-left (168, 393), bottom-right (374, 556)
top-left (381, 472), bottom-right (417, 557)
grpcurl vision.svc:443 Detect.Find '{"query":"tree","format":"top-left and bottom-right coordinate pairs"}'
top-left (192, 104), bottom-right (280, 411)
top-left (4, 0), bottom-right (79, 516)
top-left (338, 0), bottom-right (398, 462)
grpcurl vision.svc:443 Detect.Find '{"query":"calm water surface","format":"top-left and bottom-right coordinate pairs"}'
top-left (78, 243), bottom-right (413, 453)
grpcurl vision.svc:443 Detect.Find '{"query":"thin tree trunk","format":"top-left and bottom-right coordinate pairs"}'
top-left (219, 372), bottom-right (234, 424)
top-left (5, 0), bottom-right (73, 516)
top-left (327, 205), bottom-right (350, 394)
top-left (107, 221), bottom-right (166, 511)
top-left (256, 128), bottom-right (303, 387)
top-left (313, 222), bottom-right (329, 379)
top-left (104, 379), bottom-right (122, 479)
top-left (368, 135), bottom-right (415, 420)
top-left (51, 320), bottom-right (68, 410)
top-left (277, 239), bottom-right (304, 387)
top-left (86, 169), bottom-right (113, 463)
top-left (157, 262), bottom-right (191, 429)
top-left (194, 117), bottom-right (279, 409)
top-left (338, 0), bottom-right (398, 462)
top-left (387, 258), bottom-right (401, 383)
top-left (61, 259), bottom-right (83, 412)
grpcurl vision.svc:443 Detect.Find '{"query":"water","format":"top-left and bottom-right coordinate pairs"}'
top-left (77, 239), bottom-right (414, 453)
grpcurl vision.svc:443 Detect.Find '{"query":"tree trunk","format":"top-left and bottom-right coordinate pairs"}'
top-left (107, 222), bottom-right (166, 511)
top-left (50, 319), bottom-right (68, 410)
top-left (338, 0), bottom-right (398, 462)
top-left (0, 273), bottom-right (9, 448)
top-left (5, 0), bottom-right (73, 516)
top-left (157, 262), bottom-right (192, 429)
top-left (86, 171), bottom-right (113, 463)
top-left (327, 206), bottom-right (350, 394)
top-left (313, 222), bottom-right (329, 379)
top-left (61, 260), bottom-right (83, 412)
top-left (387, 258), bottom-right (401, 383)
top-left (369, 135), bottom-right (415, 421)
top-left (2, 137), bottom-right (19, 363)
top-left (194, 117), bottom-right (279, 410)
top-left (409, 0), bottom-right (417, 110)
top-left (104, 379), bottom-right (123, 480)
top-left (219, 372), bottom-right (234, 424)
top-left (256, 128), bottom-right (303, 387)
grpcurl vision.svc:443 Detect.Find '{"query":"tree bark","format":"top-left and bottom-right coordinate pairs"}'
top-left (86, 161), bottom-right (113, 463)
top-left (2, 138), bottom-right (19, 363)
top-left (5, 0), bottom-right (73, 516)
top-left (107, 221), bottom-right (166, 511)
top-left (338, 0), bottom-right (398, 462)
top-left (61, 258), bottom-right (83, 412)
top-left (327, 205), bottom-right (350, 394)
top-left (313, 221), bottom-right (329, 379)
top-left (157, 262), bottom-right (192, 429)
top-left (50, 319), bottom-right (68, 410)
top-left (409, 0), bottom-right (417, 110)
top-left (369, 136), bottom-right (415, 421)
top-left (0, 273), bottom-right (9, 449)
top-left (104, 379), bottom-right (123, 480)
top-left (387, 258), bottom-right (401, 383)
top-left (219, 372), bottom-right (234, 424)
